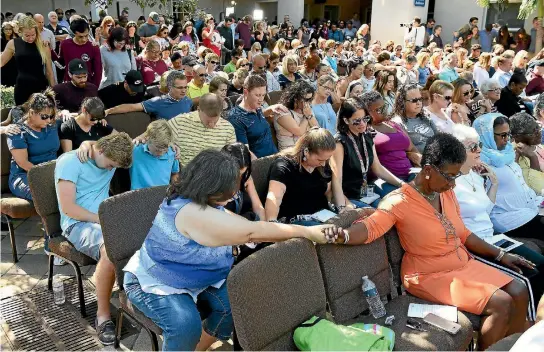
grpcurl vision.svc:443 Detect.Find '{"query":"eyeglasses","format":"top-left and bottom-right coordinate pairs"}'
top-left (114, 40), bottom-right (126, 46)
top-left (351, 116), bottom-right (371, 125)
top-left (462, 91), bottom-right (472, 97)
top-left (210, 61), bottom-right (218, 65)
top-left (90, 117), bottom-right (103, 122)
top-left (39, 113), bottom-right (54, 120)
top-left (106, 24), bottom-right (113, 28)
top-left (437, 94), bottom-right (452, 101)
top-left (465, 141), bottom-right (483, 153)
top-left (432, 165), bottom-right (462, 182)
top-left (372, 105), bottom-right (388, 115)
top-left (405, 97), bottom-right (423, 104)
top-left (487, 88), bottom-right (501, 93)
top-left (239, 63), bottom-right (249, 67)
top-left (494, 132), bottom-right (512, 140)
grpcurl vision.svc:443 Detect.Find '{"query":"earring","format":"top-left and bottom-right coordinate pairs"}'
top-left (302, 154), bottom-right (307, 162)
top-left (425, 175), bottom-right (430, 180)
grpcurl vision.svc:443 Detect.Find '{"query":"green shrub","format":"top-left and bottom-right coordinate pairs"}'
top-left (1, 85), bottom-right (15, 109)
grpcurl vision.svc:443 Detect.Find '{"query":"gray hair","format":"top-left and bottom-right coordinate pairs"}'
top-left (480, 79), bottom-right (500, 94)
top-left (535, 93), bottom-right (544, 118)
top-left (359, 90), bottom-right (383, 111)
top-left (166, 70), bottom-right (187, 90)
top-left (510, 112), bottom-right (539, 135)
top-left (48, 11), bottom-right (56, 20)
top-left (452, 124), bottom-right (479, 144)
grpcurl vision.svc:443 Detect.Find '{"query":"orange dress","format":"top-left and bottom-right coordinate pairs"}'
top-left (356, 184), bottom-right (512, 315)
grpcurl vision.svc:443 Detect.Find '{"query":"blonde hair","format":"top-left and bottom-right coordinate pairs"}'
top-left (146, 120), bottom-right (173, 150)
top-left (280, 128), bottom-right (336, 174)
top-left (430, 52), bottom-right (442, 70)
top-left (205, 52), bottom-right (220, 63)
top-left (159, 71), bottom-right (171, 93)
top-left (96, 132), bottom-right (133, 168)
top-left (478, 52), bottom-right (492, 70)
top-left (177, 41), bottom-right (190, 52)
top-left (236, 58), bottom-right (248, 69)
top-left (416, 51), bottom-right (430, 67)
top-left (251, 42), bottom-right (262, 53)
top-left (514, 50), bottom-right (528, 68)
top-left (18, 16), bottom-right (48, 65)
top-left (429, 80), bottom-right (454, 103)
top-left (273, 38), bottom-right (286, 53)
top-left (456, 47), bottom-right (468, 68)
top-left (463, 60), bottom-right (475, 71)
top-left (281, 55), bottom-right (298, 76)
top-left (100, 15), bottom-right (115, 33)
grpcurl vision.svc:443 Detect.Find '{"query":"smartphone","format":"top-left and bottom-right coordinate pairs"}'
top-left (494, 239), bottom-right (515, 249)
top-left (423, 313), bottom-right (461, 335)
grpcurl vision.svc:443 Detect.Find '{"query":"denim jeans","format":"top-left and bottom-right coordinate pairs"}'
top-left (349, 198), bottom-right (380, 208)
top-left (373, 173), bottom-right (418, 198)
top-left (9, 173), bottom-right (32, 201)
top-left (290, 219), bottom-right (323, 226)
top-left (123, 272), bottom-right (233, 351)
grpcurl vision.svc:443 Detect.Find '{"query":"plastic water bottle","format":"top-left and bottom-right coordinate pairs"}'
top-left (53, 276), bottom-right (65, 305)
top-left (362, 276), bottom-right (386, 319)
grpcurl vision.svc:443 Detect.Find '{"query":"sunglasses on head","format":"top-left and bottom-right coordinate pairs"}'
top-left (405, 97), bottom-right (423, 103)
top-left (351, 116), bottom-right (371, 125)
top-left (466, 141), bottom-right (483, 153)
top-left (432, 165), bottom-right (462, 182)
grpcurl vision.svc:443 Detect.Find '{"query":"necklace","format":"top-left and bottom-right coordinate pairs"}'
top-left (465, 171), bottom-right (476, 192)
top-left (411, 183), bottom-right (437, 201)
top-left (347, 132), bottom-right (370, 195)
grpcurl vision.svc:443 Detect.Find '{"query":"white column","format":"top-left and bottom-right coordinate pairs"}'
top-left (370, 0), bottom-right (429, 46)
top-left (278, 0), bottom-right (304, 28)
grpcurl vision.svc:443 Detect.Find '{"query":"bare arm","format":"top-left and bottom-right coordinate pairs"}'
top-left (44, 51), bottom-right (55, 86)
top-left (245, 176), bottom-right (266, 220)
top-left (177, 202), bottom-right (331, 246)
top-left (57, 180), bottom-right (100, 223)
top-left (276, 113), bottom-right (310, 137)
top-left (370, 145), bottom-right (404, 187)
top-left (55, 34), bottom-right (69, 41)
top-left (10, 149), bottom-right (34, 171)
top-left (105, 103), bottom-right (144, 116)
top-left (264, 180), bottom-right (286, 221)
top-left (329, 142), bottom-right (350, 209)
top-left (0, 40), bottom-right (15, 67)
top-left (60, 139), bottom-right (73, 153)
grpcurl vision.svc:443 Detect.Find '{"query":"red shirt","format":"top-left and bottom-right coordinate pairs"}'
top-left (202, 28), bottom-right (221, 56)
top-left (135, 57), bottom-right (169, 85)
top-left (59, 39), bottom-right (102, 86)
top-left (526, 72), bottom-right (544, 96)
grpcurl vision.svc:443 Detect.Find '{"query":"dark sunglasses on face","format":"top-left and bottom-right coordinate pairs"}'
top-left (405, 97), bottom-right (423, 103)
top-left (199, 73), bottom-right (207, 77)
top-left (351, 116), bottom-right (371, 125)
top-left (466, 141), bottom-right (483, 153)
top-left (494, 132), bottom-right (512, 140)
top-left (240, 63), bottom-right (248, 67)
top-left (210, 61), bottom-right (218, 65)
top-left (438, 94), bottom-right (452, 101)
top-left (39, 113), bottom-right (54, 120)
top-left (90, 117), bottom-right (103, 122)
top-left (462, 91), bottom-right (472, 97)
top-left (432, 165), bottom-right (462, 182)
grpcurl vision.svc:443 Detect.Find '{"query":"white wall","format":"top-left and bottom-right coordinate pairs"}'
top-left (278, 0), bottom-right (303, 27)
top-left (434, 0), bottom-right (485, 43)
top-left (371, 0), bottom-right (429, 45)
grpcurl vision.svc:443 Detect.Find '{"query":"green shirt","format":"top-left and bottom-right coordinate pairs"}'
top-left (223, 61), bottom-right (237, 74)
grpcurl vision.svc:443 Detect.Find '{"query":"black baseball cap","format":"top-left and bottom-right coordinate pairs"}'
top-left (68, 59), bottom-right (88, 75)
top-left (125, 70), bottom-right (145, 93)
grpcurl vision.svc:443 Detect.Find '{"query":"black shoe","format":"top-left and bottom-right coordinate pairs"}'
top-left (1, 222), bottom-right (8, 232)
top-left (95, 318), bottom-right (116, 346)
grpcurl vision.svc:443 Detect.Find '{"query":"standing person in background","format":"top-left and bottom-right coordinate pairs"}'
top-left (298, 20), bottom-right (311, 47)
top-left (0, 16), bottom-right (54, 105)
top-left (46, 11), bottom-right (70, 52)
top-left (429, 25), bottom-right (443, 49)
top-left (497, 25), bottom-right (516, 50)
top-left (59, 18), bottom-right (102, 86)
top-left (202, 15), bottom-right (222, 57)
top-left (218, 16), bottom-right (234, 63)
top-left (126, 21), bottom-right (143, 54)
top-left (1, 21), bottom-right (18, 87)
top-left (343, 21), bottom-right (357, 40)
top-left (99, 27), bottom-right (136, 90)
top-left (94, 16), bottom-right (114, 46)
top-left (236, 15), bottom-right (252, 51)
top-left (425, 19), bottom-right (435, 36)
top-left (34, 14), bottom-right (57, 83)
top-left (529, 17), bottom-right (540, 54)
top-left (167, 22), bottom-right (183, 46)
top-left (480, 24), bottom-right (498, 53)
top-left (55, 8), bottom-right (70, 29)
top-left (515, 28), bottom-right (531, 52)
top-left (179, 21), bottom-right (199, 53)
top-left (356, 24), bottom-right (371, 49)
top-left (458, 16), bottom-right (478, 40)
top-left (138, 12), bottom-right (159, 44)
top-left (351, 13), bottom-right (362, 29)
top-left (404, 17), bottom-right (425, 51)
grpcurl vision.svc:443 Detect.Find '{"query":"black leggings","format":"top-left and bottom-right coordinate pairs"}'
top-left (504, 215), bottom-right (544, 241)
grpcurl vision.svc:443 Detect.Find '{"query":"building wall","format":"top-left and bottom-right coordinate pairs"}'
top-left (370, 0), bottom-right (429, 46)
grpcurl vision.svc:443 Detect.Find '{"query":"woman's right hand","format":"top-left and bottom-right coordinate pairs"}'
top-left (76, 141), bottom-right (94, 163)
top-left (303, 102), bottom-right (313, 117)
top-left (0, 124), bottom-right (21, 136)
top-left (479, 162), bottom-right (498, 186)
top-left (321, 226), bottom-right (346, 244)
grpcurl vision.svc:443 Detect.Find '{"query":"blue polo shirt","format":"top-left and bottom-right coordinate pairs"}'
top-left (129, 144), bottom-right (180, 190)
top-left (438, 67), bottom-right (459, 83)
top-left (55, 151), bottom-right (116, 231)
top-left (227, 105), bottom-right (278, 158)
top-left (142, 94), bottom-right (193, 120)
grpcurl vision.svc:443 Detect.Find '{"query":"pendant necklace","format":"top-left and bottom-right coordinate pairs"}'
top-left (411, 183), bottom-right (437, 201)
top-left (466, 172), bottom-right (476, 192)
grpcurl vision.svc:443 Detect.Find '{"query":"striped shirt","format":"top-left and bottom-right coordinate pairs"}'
top-left (167, 111), bottom-right (236, 166)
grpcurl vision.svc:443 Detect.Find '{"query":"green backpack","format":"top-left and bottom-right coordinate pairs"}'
top-left (294, 316), bottom-right (395, 351)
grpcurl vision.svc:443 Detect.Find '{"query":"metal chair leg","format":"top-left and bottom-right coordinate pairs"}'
top-left (68, 261), bottom-right (86, 317)
top-left (5, 216), bottom-right (17, 263)
top-left (114, 308), bottom-right (124, 348)
top-left (144, 327), bottom-right (159, 351)
top-left (47, 255), bottom-right (54, 290)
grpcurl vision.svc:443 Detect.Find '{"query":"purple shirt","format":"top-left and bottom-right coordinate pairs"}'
top-left (236, 22), bottom-right (252, 49)
top-left (373, 122), bottom-right (412, 180)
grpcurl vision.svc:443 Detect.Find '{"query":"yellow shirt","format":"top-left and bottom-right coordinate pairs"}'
top-left (187, 81), bottom-right (209, 100)
top-left (167, 111), bottom-right (236, 166)
top-left (514, 143), bottom-right (544, 194)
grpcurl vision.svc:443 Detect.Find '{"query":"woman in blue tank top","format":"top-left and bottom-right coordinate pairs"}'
top-left (123, 149), bottom-right (339, 351)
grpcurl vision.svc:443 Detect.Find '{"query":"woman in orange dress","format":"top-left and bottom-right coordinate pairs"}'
top-left (323, 133), bottom-right (534, 350)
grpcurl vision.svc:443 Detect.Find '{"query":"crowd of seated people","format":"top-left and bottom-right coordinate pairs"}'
top-left (2, 8), bottom-right (544, 351)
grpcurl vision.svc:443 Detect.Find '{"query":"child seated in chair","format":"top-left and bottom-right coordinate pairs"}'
top-left (129, 119), bottom-right (180, 190)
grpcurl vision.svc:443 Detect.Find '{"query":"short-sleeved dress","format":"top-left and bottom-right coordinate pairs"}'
top-left (356, 184), bottom-right (512, 315)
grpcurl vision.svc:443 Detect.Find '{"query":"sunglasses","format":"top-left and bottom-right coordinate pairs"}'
top-left (351, 116), bottom-right (371, 125)
top-left (494, 132), bottom-right (512, 140)
top-left (432, 165), bottom-right (462, 182)
top-left (405, 97), bottom-right (423, 103)
top-left (210, 61), bottom-right (218, 65)
top-left (39, 113), bottom-right (54, 120)
top-left (462, 91), bottom-right (472, 97)
top-left (438, 94), bottom-right (452, 101)
top-left (240, 63), bottom-right (249, 67)
top-left (466, 141), bottom-right (483, 153)
top-left (199, 73), bottom-right (207, 77)
top-left (106, 24), bottom-right (113, 27)
top-left (90, 117), bottom-right (104, 122)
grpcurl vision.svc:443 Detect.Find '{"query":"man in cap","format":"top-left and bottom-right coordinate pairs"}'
top-left (181, 55), bottom-right (198, 82)
top-left (105, 70), bottom-right (192, 120)
top-left (53, 59), bottom-right (98, 115)
top-left (138, 11), bottom-right (160, 44)
top-left (98, 70), bottom-right (146, 109)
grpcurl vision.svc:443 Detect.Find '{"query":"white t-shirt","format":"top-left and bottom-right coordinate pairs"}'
top-left (510, 321), bottom-right (544, 352)
top-left (424, 107), bottom-right (455, 134)
top-left (360, 76), bottom-right (376, 92)
top-left (453, 170), bottom-right (495, 240)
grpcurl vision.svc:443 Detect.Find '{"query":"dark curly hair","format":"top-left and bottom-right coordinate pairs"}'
top-left (107, 27), bottom-right (129, 51)
top-left (421, 132), bottom-right (467, 168)
top-left (337, 98), bottom-right (365, 134)
top-left (394, 83), bottom-right (428, 122)
top-left (279, 80), bottom-right (315, 110)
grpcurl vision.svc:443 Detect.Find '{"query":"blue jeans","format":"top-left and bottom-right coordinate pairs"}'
top-left (349, 198), bottom-right (380, 208)
top-left (373, 173), bottom-right (418, 198)
top-left (9, 173), bottom-right (32, 201)
top-left (64, 222), bottom-right (104, 261)
top-left (290, 219), bottom-right (323, 226)
top-left (123, 272), bottom-right (233, 351)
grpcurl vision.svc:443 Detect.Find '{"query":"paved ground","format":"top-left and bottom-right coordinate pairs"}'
top-left (0, 216), bottom-right (232, 351)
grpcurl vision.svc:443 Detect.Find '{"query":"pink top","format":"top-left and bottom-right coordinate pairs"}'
top-left (373, 122), bottom-right (412, 180)
top-left (136, 57), bottom-right (168, 85)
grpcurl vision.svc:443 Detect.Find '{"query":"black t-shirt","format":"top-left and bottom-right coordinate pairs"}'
top-left (52, 82), bottom-right (98, 113)
top-left (336, 132), bottom-right (374, 200)
top-left (97, 82), bottom-right (146, 109)
top-left (228, 83), bottom-right (243, 97)
top-left (268, 156), bottom-right (331, 221)
top-left (495, 87), bottom-right (530, 117)
top-left (59, 118), bottom-right (113, 149)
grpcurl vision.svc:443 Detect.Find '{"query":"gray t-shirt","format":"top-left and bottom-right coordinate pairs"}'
top-left (138, 23), bottom-right (158, 38)
top-left (392, 115), bottom-right (438, 153)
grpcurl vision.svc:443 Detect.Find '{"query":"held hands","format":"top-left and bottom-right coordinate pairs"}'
top-left (500, 253), bottom-right (536, 274)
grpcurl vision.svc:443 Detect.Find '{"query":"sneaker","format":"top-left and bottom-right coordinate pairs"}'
top-left (95, 318), bottom-right (116, 346)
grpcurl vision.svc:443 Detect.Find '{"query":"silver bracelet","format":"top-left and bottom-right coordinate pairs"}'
top-left (343, 230), bottom-right (350, 244)
top-left (495, 249), bottom-right (506, 262)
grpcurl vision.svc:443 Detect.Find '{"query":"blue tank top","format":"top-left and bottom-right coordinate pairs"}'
top-left (139, 196), bottom-right (234, 290)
